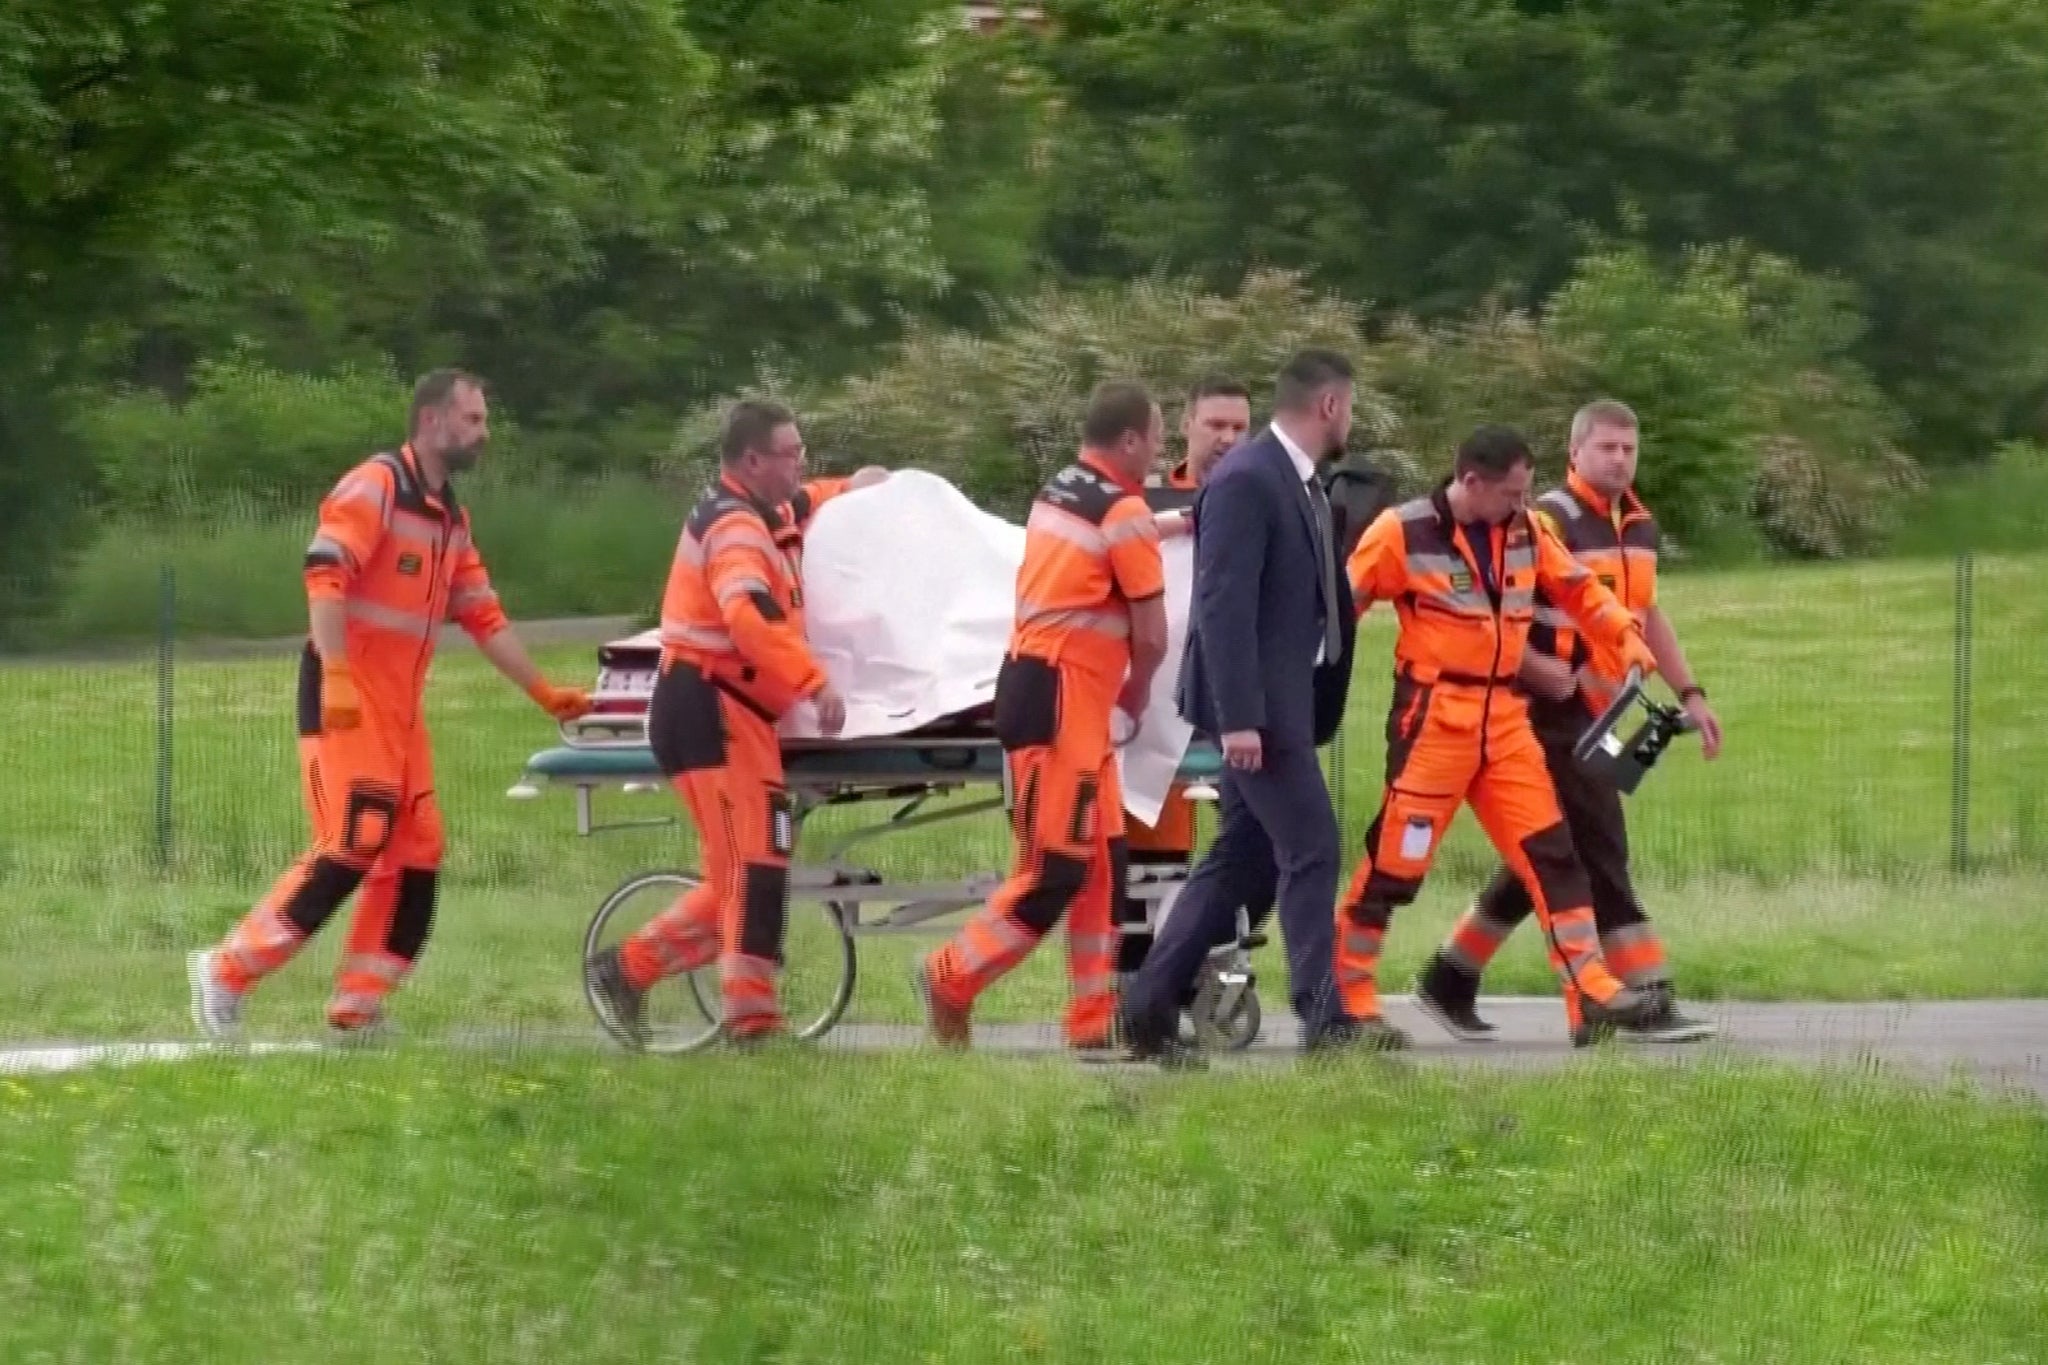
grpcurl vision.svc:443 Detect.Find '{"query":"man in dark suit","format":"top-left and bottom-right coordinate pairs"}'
top-left (1119, 349), bottom-right (1382, 1062)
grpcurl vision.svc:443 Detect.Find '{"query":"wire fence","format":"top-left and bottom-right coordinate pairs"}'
top-left (1, 550), bottom-right (2038, 896)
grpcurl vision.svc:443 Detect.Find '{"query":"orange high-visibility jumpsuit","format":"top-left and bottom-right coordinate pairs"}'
top-left (1439, 471), bottom-right (1673, 989)
top-left (616, 474), bottom-right (849, 1038)
top-left (1117, 459), bottom-right (1202, 970)
top-left (1334, 484), bottom-right (1657, 1032)
top-left (211, 444), bottom-right (511, 1026)
top-left (924, 453), bottom-right (1166, 1045)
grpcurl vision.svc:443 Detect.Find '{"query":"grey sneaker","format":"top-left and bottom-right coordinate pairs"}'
top-left (586, 946), bottom-right (649, 1050)
top-left (1617, 986), bottom-right (1718, 1044)
top-left (187, 950), bottom-right (244, 1040)
top-left (1305, 1015), bottom-right (1410, 1054)
top-left (1572, 985), bottom-right (1656, 1047)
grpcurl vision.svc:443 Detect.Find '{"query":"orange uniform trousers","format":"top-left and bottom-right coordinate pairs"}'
top-left (926, 655), bottom-right (1122, 1045)
top-left (1335, 677), bottom-right (1632, 1031)
top-left (620, 657), bottom-right (795, 1037)
top-left (213, 655), bottom-right (445, 1026)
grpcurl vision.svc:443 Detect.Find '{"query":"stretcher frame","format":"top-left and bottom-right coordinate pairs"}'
top-left (509, 712), bottom-right (1261, 1053)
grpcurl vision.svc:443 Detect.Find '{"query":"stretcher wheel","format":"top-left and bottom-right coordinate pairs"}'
top-left (582, 870), bottom-right (858, 1052)
top-left (1184, 966), bottom-right (1262, 1052)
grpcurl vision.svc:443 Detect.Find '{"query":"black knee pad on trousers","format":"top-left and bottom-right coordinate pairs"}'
top-left (740, 863), bottom-right (790, 962)
top-left (388, 868), bottom-right (439, 961)
top-left (1519, 823), bottom-right (1593, 912)
top-left (1012, 850), bottom-right (1089, 935)
top-left (282, 856), bottom-right (367, 937)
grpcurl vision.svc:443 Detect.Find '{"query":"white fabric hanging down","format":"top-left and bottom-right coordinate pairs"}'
top-left (775, 469), bottom-right (1195, 824)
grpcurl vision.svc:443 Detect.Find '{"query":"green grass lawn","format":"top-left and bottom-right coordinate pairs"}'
top-left (0, 553), bottom-right (2042, 1043)
top-left (3, 1049), bottom-right (2043, 1363)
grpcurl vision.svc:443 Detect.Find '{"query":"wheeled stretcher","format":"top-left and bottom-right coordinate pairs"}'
top-left (508, 646), bottom-right (1264, 1053)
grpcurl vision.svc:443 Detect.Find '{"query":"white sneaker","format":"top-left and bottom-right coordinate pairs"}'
top-left (187, 950), bottom-right (245, 1040)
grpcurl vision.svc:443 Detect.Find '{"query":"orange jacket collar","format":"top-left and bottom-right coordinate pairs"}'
top-left (1081, 449), bottom-right (1144, 495)
top-left (1566, 467), bottom-right (1644, 521)
top-left (398, 442), bottom-right (459, 510)
top-left (718, 470), bottom-right (788, 525)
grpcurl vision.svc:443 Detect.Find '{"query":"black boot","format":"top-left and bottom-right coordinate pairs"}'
top-left (1412, 951), bottom-right (1497, 1042)
top-left (1614, 981), bottom-right (1718, 1044)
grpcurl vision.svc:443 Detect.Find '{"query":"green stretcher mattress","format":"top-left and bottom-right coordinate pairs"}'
top-left (522, 738), bottom-right (1226, 787)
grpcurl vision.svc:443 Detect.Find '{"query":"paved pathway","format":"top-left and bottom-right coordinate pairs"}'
top-left (5, 998), bottom-right (2044, 1102)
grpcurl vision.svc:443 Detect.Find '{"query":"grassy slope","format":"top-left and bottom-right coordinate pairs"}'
top-left (2, 1050), bottom-right (2043, 1364)
top-left (0, 554), bottom-right (2043, 1041)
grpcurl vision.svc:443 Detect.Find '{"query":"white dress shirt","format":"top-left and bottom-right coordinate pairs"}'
top-left (1270, 420), bottom-right (1318, 482)
top-left (1268, 421), bottom-right (1327, 665)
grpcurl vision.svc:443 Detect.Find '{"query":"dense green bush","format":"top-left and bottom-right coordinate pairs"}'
top-left (66, 356), bottom-right (414, 514)
top-left (669, 269), bottom-right (1409, 516)
top-left (677, 257), bottom-right (1919, 558)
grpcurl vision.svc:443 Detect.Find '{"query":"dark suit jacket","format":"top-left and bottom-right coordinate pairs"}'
top-left (1177, 429), bottom-right (1358, 752)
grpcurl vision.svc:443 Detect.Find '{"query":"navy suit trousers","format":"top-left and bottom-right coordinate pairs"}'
top-left (1123, 743), bottom-right (1342, 1036)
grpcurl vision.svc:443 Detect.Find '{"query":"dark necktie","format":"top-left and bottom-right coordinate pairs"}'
top-left (1305, 472), bottom-right (1342, 664)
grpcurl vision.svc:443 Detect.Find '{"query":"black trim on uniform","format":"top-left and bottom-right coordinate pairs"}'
top-left (296, 644), bottom-right (324, 737)
top-left (388, 868), bottom-right (439, 960)
top-left (1039, 462), bottom-right (1126, 525)
top-left (992, 655), bottom-right (1061, 750)
top-left (648, 661), bottom-right (727, 774)
top-left (341, 784), bottom-right (402, 858)
top-left (1012, 849), bottom-right (1089, 934)
top-left (281, 856), bottom-right (368, 936)
top-left (739, 863), bottom-right (789, 961)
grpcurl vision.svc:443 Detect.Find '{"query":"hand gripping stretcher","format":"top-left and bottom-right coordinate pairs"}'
top-left (507, 633), bottom-right (1263, 1053)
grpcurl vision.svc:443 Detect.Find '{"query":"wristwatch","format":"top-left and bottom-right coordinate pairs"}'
top-left (1678, 684), bottom-right (1707, 702)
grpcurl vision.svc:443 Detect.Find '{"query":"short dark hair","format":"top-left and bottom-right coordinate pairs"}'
top-left (1273, 348), bottom-right (1354, 414)
top-left (1081, 381), bottom-right (1157, 448)
top-left (720, 399), bottom-right (797, 465)
top-left (1186, 373), bottom-right (1250, 409)
top-left (409, 368), bottom-right (484, 436)
top-left (1454, 423), bottom-right (1536, 479)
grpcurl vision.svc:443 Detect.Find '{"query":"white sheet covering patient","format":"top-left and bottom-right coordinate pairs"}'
top-left (778, 469), bottom-right (1196, 824)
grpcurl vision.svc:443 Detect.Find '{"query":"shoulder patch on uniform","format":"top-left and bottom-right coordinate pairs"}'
top-left (1039, 463), bottom-right (1123, 525)
top-left (685, 487), bottom-right (762, 540)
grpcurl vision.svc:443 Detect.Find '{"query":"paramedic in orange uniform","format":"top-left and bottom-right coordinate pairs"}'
top-left (1333, 423), bottom-right (1664, 1047)
top-left (187, 369), bottom-right (594, 1040)
top-left (584, 400), bottom-right (885, 1046)
top-left (1119, 375), bottom-right (1254, 976)
top-left (915, 381), bottom-right (1172, 1049)
top-left (1415, 400), bottom-right (1723, 1044)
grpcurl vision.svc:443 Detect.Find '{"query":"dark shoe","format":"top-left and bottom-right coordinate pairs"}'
top-left (1118, 1008), bottom-right (1208, 1070)
top-left (1412, 952), bottom-right (1496, 1043)
top-left (586, 946), bottom-right (648, 1050)
top-left (912, 958), bottom-right (972, 1048)
top-left (1617, 984), bottom-right (1718, 1044)
top-left (1572, 985), bottom-right (1654, 1047)
top-left (1304, 1015), bottom-right (1409, 1055)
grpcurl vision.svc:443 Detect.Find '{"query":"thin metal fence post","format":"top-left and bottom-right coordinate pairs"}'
top-left (1949, 551), bottom-right (1974, 876)
top-left (155, 564), bottom-right (174, 874)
